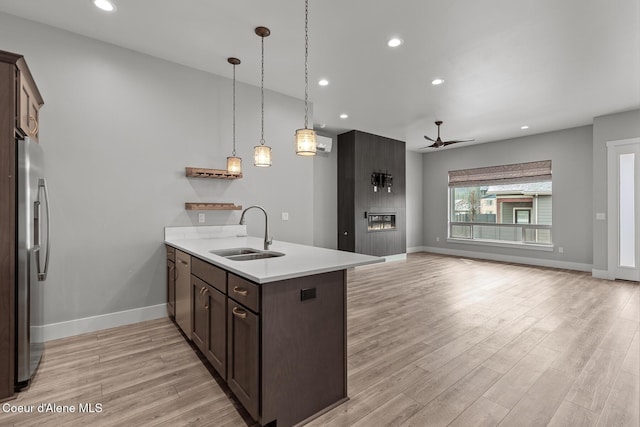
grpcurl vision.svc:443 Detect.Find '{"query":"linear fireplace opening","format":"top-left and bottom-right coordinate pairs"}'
top-left (367, 213), bottom-right (396, 232)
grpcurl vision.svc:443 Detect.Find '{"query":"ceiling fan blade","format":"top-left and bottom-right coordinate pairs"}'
top-left (423, 135), bottom-right (435, 142)
top-left (419, 142), bottom-right (440, 149)
top-left (443, 139), bottom-right (475, 146)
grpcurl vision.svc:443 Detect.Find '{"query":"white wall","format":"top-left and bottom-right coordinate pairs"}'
top-left (0, 13), bottom-right (321, 326)
top-left (422, 125), bottom-right (594, 270)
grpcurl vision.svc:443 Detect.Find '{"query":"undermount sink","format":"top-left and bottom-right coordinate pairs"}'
top-left (227, 251), bottom-right (284, 261)
top-left (210, 248), bottom-right (285, 261)
top-left (210, 248), bottom-right (261, 257)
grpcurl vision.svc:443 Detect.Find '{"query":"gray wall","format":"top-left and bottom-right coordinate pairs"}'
top-left (406, 151), bottom-right (424, 250)
top-left (592, 109), bottom-right (640, 271)
top-left (313, 133), bottom-right (338, 249)
top-left (422, 125), bottom-right (594, 266)
top-left (0, 13), bottom-right (325, 324)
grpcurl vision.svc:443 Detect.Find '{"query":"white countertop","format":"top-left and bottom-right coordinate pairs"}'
top-left (164, 227), bottom-right (383, 284)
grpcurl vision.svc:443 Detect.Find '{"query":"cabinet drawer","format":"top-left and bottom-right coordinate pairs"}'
top-left (228, 274), bottom-right (260, 313)
top-left (166, 245), bottom-right (176, 262)
top-left (191, 257), bottom-right (226, 293)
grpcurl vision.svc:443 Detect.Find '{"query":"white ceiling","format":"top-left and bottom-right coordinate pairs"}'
top-left (1, 0), bottom-right (638, 151)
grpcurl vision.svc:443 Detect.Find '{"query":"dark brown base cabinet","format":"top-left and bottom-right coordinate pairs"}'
top-left (227, 297), bottom-right (260, 419)
top-left (192, 275), bottom-right (227, 379)
top-left (166, 245), bottom-right (347, 426)
top-left (166, 246), bottom-right (175, 318)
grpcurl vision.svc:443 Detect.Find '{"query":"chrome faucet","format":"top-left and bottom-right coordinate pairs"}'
top-left (239, 205), bottom-right (272, 250)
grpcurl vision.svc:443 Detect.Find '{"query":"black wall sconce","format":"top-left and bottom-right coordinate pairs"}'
top-left (371, 171), bottom-right (393, 193)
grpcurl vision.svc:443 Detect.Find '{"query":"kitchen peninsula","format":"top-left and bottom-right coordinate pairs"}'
top-left (164, 225), bottom-right (382, 427)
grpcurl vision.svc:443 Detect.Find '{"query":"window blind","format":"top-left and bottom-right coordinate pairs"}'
top-left (448, 160), bottom-right (551, 187)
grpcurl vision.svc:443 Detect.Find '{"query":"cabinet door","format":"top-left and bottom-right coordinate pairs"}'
top-left (175, 250), bottom-right (191, 339)
top-left (206, 286), bottom-right (226, 379)
top-left (18, 73), bottom-right (40, 142)
top-left (227, 301), bottom-right (259, 420)
top-left (166, 259), bottom-right (175, 318)
top-left (191, 276), bottom-right (208, 351)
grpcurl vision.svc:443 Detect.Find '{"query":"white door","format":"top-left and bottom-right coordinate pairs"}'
top-left (607, 138), bottom-right (640, 281)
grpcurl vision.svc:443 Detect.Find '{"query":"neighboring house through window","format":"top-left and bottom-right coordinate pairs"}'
top-left (448, 160), bottom-right (552, 246)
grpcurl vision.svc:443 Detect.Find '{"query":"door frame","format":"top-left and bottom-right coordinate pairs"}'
top-left (606, 137), bottom-right (640, 281)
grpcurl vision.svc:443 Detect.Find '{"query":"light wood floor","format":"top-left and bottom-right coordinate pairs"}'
top-left (1, 253), bottom-right (638, 427)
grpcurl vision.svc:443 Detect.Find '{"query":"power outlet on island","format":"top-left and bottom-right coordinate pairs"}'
top-left (281, 212), bottom-right (289, 221)
top-left (198, 213), bottom-right (205, 223)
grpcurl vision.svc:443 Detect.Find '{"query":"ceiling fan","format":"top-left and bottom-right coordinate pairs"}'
top-left (422, 121), bottom-right (474, 148)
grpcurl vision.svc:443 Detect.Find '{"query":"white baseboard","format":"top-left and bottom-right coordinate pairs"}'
top-left (591, 269), bottom-right (614, 280)
top-left (35, 304), bottom-right (167, 342)
top-left (384, 253), bottom-right (407, 262)
top-left (407, 246), bottom-right (428, 253)
top-left (418, 246), bottom-right (593, 272)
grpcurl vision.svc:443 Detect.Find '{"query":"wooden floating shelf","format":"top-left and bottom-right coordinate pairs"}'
top-left (185, 167), bottom-right (242, 179)
top-left (185, 203), bottom-right (243, 211)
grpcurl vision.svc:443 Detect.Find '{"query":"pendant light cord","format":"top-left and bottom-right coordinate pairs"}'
top-left (260, 35), bottom-right (265, 146)
top-left (304, 0), bottom-right (309, 129)
top-left (232, 63), bottom-right (237, 156)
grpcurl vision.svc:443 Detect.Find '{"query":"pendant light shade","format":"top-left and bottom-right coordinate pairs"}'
top-left (226, 57), bottom-right (242, 175)
top-left (254, 26), bottom-right (272, 167)
top-left (253, 145), bottom-right (272, 167)
top-left (295, 128), bottom-right (316, 156)
top-left (295, 0), bottom-right (317, 156)
top-left (226, 155), bottom-right (242, 174)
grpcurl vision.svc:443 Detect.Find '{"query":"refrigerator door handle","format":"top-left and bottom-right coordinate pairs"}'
top-left (36, 178), bottom-right (50, 281)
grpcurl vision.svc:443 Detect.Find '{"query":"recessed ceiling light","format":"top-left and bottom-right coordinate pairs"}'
top-left (431, 78), bottom-right (444, 85)
top-left (92, 0), bottom-right (116, 12)
top-left (521, 125), bottom-right (529, 130)
top-left (319, 123), bottom-right (327, 129)
top-left (318, 79), bottom-right (329, 86)
top-left (339, 114), bottom-right (348, 119)
top-left (387, 38), bottom-right (403, 48)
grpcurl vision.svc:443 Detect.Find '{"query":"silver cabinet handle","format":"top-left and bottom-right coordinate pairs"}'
top-left (28, 115), bottom-right (39, 137)
top-left (233, 286), bottom-right (248, 297)
top-left (232, 306), bottom-right (247, 319)
top-left (203, 288), bottom-right (209, 309)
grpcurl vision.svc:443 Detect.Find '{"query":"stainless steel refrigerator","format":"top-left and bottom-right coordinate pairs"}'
top-left (16, 136), bottom-right (50, 390)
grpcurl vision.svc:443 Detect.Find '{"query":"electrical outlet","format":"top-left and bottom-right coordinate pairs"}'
top-left (281, 212), bottom-right (289, 221)
top-left (558, 247), bottom-right (564, 253)
top-left (436, 237), bottom-right (440, 242)
top-left (198, 213), bottom-right (205, 223)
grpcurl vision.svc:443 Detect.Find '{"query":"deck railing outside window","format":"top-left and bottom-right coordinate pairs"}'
top-left (450, 222), bottom-right (552, 245)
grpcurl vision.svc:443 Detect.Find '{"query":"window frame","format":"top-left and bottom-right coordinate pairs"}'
top-left (447, 161), bottom-right (553, 249)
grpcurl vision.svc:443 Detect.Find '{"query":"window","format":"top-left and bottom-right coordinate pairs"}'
top-left (448, 160), bottom-right (552, 246)
top-left (514, 209), bottom-right (531, 224)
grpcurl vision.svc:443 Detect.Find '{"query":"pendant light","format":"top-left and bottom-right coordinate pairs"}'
top-left (226, 57), bottom-right (242, 175)
top-left (254, 26), bottom-right (272, 167)
top-left (295, 0), bottom-right (317, 156)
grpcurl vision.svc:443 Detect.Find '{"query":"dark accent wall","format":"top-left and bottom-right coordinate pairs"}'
top-left (337, 130), bottom-right (406, 256)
